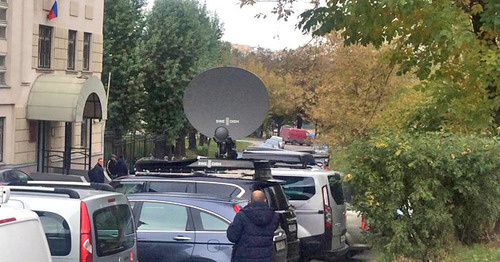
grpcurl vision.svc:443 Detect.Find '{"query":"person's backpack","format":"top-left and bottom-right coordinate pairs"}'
top-left (87, 168), bottom-right (95, 182)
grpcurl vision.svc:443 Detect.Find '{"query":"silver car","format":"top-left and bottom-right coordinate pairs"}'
top-left (5, 183), bottom-right (137, 262)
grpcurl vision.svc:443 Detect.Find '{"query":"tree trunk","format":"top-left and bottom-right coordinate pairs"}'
top-left (175, 136), bottom-right (186, 157)
top-left (297, 116), bottom-right (303, 129)
top-left (199, 134), bottom-right (207, 146)
top-left (153, 135), bottom-right (166, 159)
top-left (188, 131), bottom-right (197, 150)
top-left (277, 120), bottom-right (283, 136)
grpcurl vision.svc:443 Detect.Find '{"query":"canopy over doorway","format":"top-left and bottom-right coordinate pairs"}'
top-left (26, 75), bottom-right (108, 174)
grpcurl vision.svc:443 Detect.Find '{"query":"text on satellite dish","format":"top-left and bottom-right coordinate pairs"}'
top-left (216, 118), bottom-right (240, 126)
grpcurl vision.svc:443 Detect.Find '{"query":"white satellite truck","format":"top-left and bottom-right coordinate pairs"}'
top-left (0, 186), bottom-right (52, 262)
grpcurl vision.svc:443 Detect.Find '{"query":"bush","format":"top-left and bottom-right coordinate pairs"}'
top-left (343, 132), bottom-right (499, 260)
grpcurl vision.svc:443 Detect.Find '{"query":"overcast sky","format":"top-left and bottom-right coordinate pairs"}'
top-left (146, 0), bottom-right (315, 50)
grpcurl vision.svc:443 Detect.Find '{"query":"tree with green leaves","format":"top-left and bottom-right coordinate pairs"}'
top-left (139, 0), bottom-right (222, 156)
top-left (102, 0), bottom-right (146, 136)
top-left (242, 0), bottom-right (499, 134)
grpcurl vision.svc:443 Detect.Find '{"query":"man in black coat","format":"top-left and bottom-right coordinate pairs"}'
top-left (88, 158), bottom-right (105, 183)
top-left (227, 190), bottom-right (279, 262)
top-left (106, 154), bottom-right (118, 179)
top-left (116, 156), bottom-right (129, 178)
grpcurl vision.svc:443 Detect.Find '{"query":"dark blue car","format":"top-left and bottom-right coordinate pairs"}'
top-left (127, 193), bottom-right (288, 262)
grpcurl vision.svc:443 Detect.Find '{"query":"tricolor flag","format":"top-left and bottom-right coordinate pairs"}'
top-left (48, 1), bottom-right (58, 20)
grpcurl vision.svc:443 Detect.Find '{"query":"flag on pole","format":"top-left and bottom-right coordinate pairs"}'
top-left (48, 1), bottom-right (58, 20)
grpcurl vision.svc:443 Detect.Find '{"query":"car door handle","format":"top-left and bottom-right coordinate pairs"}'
top-left (173, 236), bottom-right (191, 241)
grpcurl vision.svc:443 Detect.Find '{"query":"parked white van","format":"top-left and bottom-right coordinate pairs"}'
top-left (272, 169), bottom-right (348, 261)
top-left (0, 186), bottom-right (52, 262)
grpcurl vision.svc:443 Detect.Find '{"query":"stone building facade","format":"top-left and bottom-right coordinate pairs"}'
top-left (0, 0), bottom-right (107, 174)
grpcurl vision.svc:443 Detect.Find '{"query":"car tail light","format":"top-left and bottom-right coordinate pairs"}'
top-left (233, 204), bottom-right (241, 213)
top-left (129, 249), bottom-right (134, 262)
top-left (361, 216), bottom-right (370, 231)
top-left (80, 202), bottom-right (93, 262)
top-left (0, 217), bottom-right (16, 224)
top-left (322, 185), bottom-right (332, 232)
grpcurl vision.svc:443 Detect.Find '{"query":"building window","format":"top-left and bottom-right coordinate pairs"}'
top-left (83, 33), bottom-right (91, 71)
top-left (0, 55), bottom-right (5, 85)
top-left (0, 117), bottom-right (4, 162)
top-left (38, 25), bottom-right (52, 69)
top-left (80, 119), bottom-right (88, 147)
top-left (0, 9), bottom-right (6, 21)
top-left (0, 26), bottom-right (5, 38)
top-left (67, 30), bottom-right (76, 70)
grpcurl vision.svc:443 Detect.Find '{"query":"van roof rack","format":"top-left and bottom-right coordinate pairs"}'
top-left (240, 149), bottom-right (316, 167)
top-left (8, 186), bottom-right (81, 199)
top-left (9, 181), bottom-right (116, 192)
top-left (134, 158), bottom-right (277, 181)
top-left (135, 150), bottom-right (316, 174)
top-left (244, 146), bottom-right (283, 152)
top-left (134, 158), bottom-right (256, 173)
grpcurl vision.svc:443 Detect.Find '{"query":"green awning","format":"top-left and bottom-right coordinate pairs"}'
top-left (27, 75), bottom-right (107, 122)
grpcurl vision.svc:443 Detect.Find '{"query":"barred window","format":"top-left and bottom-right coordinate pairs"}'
top-left (67, 30), bottom-right (76, 70)
top-left (38, 25), bottom-right (52, 69)
top-left (83, 32), bottom-right (91, 71)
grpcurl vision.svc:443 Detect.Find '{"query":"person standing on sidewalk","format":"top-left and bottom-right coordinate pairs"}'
top-left (88, 158), bottom-right (105, 183)
top-left (116, 156), bottom-right (129, 178)
top-left (106, 154), bottom-right (118, 178)
top-left (227, 190), bottom-right (279, 262)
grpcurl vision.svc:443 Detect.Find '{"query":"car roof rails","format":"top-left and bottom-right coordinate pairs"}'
top-left (134, 158), bottom-right (276, 181)
top-left (240, 149), bottom-right (316, 167)
top-left (8, 186), bottom-right (81, 199)
top-left (245, 146), bottom-right (284, 152)
top-left (135, 158), bottom-right (255, 173)
top-left (9, 181), bottom-right (116, 192)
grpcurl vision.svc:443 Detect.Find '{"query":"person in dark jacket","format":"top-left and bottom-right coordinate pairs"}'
top-left (106, 154), bottom-right (118, 179)
top-left (88, 158), bottom-right (105, 183)
top-left (227, 190), bottom-right (279, 262)
top-left (115, 156), bottom-right (129, 178)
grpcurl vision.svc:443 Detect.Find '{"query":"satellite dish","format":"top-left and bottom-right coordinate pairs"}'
top-left (183, 67), bottom-right (270, 141)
